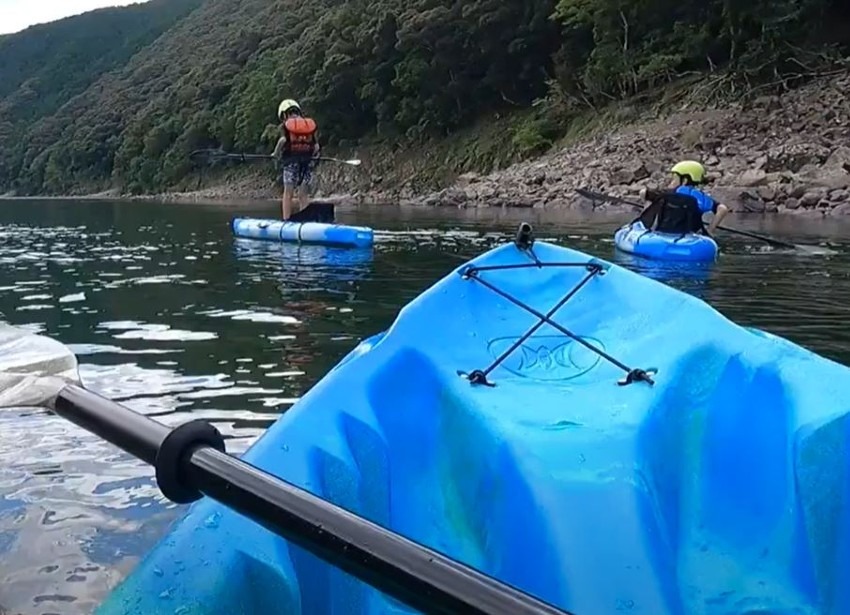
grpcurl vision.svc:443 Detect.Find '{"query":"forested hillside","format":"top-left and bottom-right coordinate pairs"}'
top-left (1, 0), bottom-right (848, 196)
top-left (0, 0), bottom-right (204, 194)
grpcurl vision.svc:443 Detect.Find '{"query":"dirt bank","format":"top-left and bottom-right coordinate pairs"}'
top-left (394, 70), bottom-right (850, 217)
top-left (137, 70), bottom-right (850, 216)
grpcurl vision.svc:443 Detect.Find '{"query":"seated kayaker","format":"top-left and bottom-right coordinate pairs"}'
top-left (272, 99), bottom-right (321, 221)
top-left (638, 160), bottom-right (729, 236)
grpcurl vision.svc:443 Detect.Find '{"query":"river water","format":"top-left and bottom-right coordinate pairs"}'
top-left (0, 199), bottom-right (848, 614)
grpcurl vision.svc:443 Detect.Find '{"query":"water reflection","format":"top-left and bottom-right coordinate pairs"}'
top-left (232, 238), bottom-right (374, 298)
top-left (611, 252), bottom-right (716, 300)
top-left (0, 200), bottom-right (847, 614)
top-left (0, 410), bottom-right (176, 615)
top-left (0, 209), bottom-right (380, 614)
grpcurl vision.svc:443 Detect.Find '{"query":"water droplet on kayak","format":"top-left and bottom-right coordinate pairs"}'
top-left (159, 589), bottom-right (172, 600)
top-left (282, 444), bottom-right (290, 452)
top-left (153, 567), bottom-right (164, 577)
top-left (204, 512), bottom-right (221, 529)
top-left (175, 607), bottom-right (191, 615)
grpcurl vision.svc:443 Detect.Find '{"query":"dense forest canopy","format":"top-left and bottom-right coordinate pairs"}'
top-left (0, 0), bottom-right (848, 195)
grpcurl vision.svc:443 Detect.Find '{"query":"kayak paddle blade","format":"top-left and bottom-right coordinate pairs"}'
top-left (0, 324), bottom-right (80, 409)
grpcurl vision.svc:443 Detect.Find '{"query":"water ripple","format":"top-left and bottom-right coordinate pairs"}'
top-left (0, 202), bottom-right (847, 613)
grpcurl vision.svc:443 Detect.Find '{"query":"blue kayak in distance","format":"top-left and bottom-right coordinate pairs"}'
top-left (98, 233), bottom-right (850, 615)
top-left (614, 220), bottom-right (718, 262)
top-left (232, 217), bottom-right (374, 249)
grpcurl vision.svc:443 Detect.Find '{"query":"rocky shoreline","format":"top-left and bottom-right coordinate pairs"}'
top-left (18, 70), bottom-right (848, 216)
top-left (381, 71), bottom-right (850, 216)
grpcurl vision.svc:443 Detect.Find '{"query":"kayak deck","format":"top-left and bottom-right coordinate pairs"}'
top-left (232, 217), bottom-right (374, 248)
top-left (99, 239), bottom-right (850, 615)
top-left (614, 220), bottom-right (718, 262)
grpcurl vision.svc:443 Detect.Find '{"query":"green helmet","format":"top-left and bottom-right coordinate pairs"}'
top-left (278, 99), bottom-right (301, 119)
top-left (671, 160), bottom-right (706, 184)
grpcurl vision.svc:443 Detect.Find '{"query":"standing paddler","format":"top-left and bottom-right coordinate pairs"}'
top-left (272, 99), bottom-right (321, 221)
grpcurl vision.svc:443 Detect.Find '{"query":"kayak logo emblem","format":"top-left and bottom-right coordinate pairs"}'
top-left (487, 335), bottom-right (603, 381)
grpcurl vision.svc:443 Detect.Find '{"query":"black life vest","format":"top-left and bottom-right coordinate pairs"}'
top-left (638, 191), bottom-right (706, 235)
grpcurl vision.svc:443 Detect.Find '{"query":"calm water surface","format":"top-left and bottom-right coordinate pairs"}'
top-left (0, 199), bottom-right (849, 614)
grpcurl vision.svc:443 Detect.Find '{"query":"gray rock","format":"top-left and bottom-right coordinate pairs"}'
top-left (644, 160), bottom-right (663, 174)
top-left (544, 198), bottom-right (572, 209)
top-left (785, 197), bottom-right (801, 210)
top-left (825, 145), bottom-right (850, 170)
top-left (818, 171), bottom-right (850, 190)
top-left (609, 162), bottom-right (649, 185)
top-left (789, 184), bottom-right (808, 199)
top-left (830, 203), bottom-right (850, 215)
top-left (766, 144), bottom-right (830, 172)
top-left (737, 169), bottom-right (768, 187)
top-left (752, 95), bottom-right (782, 111)
top-left (830, 189), bottom-right (850, 201)
top-left (708, 186), bottom-right (763, 213)
top-left (456, 172), bottom-right (481, 187)
top-left (474, 183), bottom-right (497, 199)
top-left (796, 164), bottom-right (822, 179)
top-left (757, 186), bottom-right (777, 201)
top-left (801, 191), bottom-right (823, 207)
top-left (526, 173), bottom-right (546, 186)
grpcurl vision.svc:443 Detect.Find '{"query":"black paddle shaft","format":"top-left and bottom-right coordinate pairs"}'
top-left (53, 385), bottom-right (574, 615)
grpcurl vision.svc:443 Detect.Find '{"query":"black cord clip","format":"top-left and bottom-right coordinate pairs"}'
top-left (457, 370), bottom-right (496, 387)
top-left (618, 368), bottom-right (657, 387)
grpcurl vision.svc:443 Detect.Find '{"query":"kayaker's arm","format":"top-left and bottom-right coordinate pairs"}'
top-left (641, 187), bottom-right (665, 203)
top-left (707, 202), bottom-right (730, 234)
top-left (271, 136), bottom-right (286, 162)
top-left (639, 187), bottom-right (668, 214)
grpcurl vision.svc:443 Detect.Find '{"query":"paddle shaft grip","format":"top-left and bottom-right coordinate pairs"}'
top-left (52, 385), bottom-right (574, 615)
top-left (55, 384), bottom-right (167, 465)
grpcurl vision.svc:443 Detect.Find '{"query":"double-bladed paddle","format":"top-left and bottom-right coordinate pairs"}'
top-left (189, 149), bottom-right (362, 167)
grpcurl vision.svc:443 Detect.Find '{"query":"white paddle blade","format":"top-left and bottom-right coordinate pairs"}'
top-left (0, 324), bottom-right (80, 409)
top-left (346, 159), bottom-right (362, 166)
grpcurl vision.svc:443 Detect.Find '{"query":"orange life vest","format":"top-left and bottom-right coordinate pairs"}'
top-left (283, 117), bottom-right (317, 155)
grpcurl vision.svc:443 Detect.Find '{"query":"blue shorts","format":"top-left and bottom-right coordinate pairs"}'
top-left (280, 161), bottom-right (313, 188)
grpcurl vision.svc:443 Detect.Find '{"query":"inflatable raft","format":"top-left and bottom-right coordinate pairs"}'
top-left (98, 228), bottom-right (850, 615)
top-left (614, 220), bottom-right (718, 262)
top-left (232, 217), bottom-right (374, 249)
